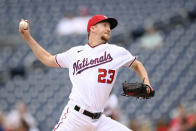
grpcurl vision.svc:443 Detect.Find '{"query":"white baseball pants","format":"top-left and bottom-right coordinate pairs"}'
top-left (53, 102), bottom-right (132, 131)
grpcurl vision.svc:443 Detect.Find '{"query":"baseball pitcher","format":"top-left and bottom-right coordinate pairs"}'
top-left (19, 15), bottom-right (154, 131)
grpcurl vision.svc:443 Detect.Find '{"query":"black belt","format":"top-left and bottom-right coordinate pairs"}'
top-left (74, 105), bottom-right (102, 119)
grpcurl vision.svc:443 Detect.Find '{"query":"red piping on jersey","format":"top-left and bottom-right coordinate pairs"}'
top-left (88, 43), bottom-right (105, 48)
top-left (55, 54), bottom-right (62, 68)
top-left (54, 107), bottom-right (69, 131)
top-left (129, 56), bottom-right (136, 67)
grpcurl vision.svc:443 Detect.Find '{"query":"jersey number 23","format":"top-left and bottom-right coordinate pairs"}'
top-left (98, 68), bottom-right (115, 84)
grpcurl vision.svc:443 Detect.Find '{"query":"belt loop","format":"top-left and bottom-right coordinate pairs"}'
top-left (79, 108), bottom-right (84, 114)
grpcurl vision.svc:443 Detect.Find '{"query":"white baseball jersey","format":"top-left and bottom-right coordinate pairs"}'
top-left (55, 43), bottom-right (136, 112)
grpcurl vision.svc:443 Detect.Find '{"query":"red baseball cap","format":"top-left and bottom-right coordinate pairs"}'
top-left (87, 15), bottom-right (118, 32)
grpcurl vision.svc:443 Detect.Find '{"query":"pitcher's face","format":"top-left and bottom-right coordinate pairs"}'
top-left (94, 22), bottom-right (111, 42)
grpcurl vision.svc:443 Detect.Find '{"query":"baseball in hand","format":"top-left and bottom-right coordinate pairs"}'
top-left (19, 20), bottom-right (28, 30)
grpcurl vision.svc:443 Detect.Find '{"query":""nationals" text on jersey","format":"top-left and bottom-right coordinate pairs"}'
top-left (73, 51), bottom-right (113, 75)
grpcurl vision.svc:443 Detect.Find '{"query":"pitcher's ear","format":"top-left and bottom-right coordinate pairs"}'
top-left (90, 25), bottom-right (96, 32)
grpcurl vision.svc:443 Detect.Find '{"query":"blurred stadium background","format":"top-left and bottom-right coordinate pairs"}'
top-left (0, 0), bottom-right (196, 130)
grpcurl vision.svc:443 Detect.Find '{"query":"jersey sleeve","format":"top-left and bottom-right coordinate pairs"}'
top-left (124, 56), bottom-right (137, 67)
top-left (117, 46), bottom-right (136, 68)
top-left (55, 49), bottom-right (72, 68)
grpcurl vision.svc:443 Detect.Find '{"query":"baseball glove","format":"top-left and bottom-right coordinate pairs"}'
top-left (121, 81), bottom-right (155, 99)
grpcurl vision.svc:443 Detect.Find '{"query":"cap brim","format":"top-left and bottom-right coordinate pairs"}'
top-left (100, 18), bottom-right (118, 30)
